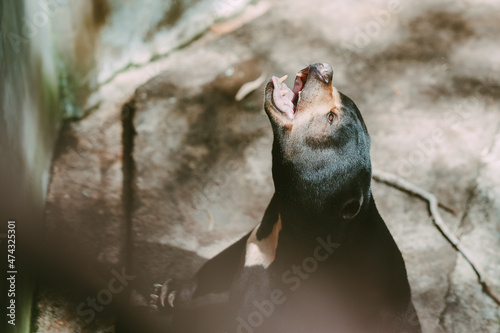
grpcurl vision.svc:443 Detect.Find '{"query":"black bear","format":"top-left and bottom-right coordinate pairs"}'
top-left (150, 63), bottom-right (422, 333)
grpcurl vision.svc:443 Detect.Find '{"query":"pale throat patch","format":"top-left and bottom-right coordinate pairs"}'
top-left (244, 215), bottom-right (282, 268)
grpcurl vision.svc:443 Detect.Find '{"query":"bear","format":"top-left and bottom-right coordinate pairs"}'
top-left (148, 63), bottom-right (422, 333)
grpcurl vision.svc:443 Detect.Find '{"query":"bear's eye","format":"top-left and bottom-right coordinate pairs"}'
top-left (327, 111), bottom-right (335, 123)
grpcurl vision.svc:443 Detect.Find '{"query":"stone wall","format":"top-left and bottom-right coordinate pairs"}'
top-left (1, 1), bottom-right (61, 332)
top-left (51, 0), bottom-right (252, 117)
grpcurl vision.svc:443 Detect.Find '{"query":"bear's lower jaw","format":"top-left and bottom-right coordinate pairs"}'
top-left (265, 66), bottom-right (310, 121)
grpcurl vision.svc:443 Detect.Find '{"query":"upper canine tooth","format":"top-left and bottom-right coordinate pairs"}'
top-left (296, 72), bottom-right (304, 78)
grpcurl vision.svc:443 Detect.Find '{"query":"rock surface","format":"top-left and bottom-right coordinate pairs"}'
top-left (41, 0), bottom-right (500, 332)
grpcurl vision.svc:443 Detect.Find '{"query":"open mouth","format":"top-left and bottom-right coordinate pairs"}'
top-left (269, 66), bottom-right (310, 120)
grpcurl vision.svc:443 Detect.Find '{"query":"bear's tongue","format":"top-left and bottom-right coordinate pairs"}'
top-left (271, 71), bottom-right (307, 120)
top-left (272, 75), bottom-right (295, 119)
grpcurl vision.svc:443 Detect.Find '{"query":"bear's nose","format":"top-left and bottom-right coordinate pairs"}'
top-left (309, 63), bottom-right (333, 84)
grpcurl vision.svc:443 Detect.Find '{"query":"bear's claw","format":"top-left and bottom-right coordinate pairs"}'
top-left (149, 280), bottom-right (175, 313)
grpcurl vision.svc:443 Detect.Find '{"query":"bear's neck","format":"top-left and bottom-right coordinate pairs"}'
top-left (256, 192), bottom-right (371, 246)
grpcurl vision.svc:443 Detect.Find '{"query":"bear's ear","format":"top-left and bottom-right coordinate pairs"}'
top-left (341, 196), bottom-right (363, 219)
